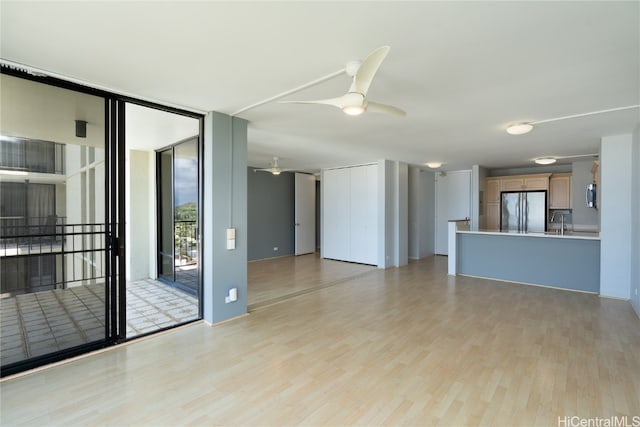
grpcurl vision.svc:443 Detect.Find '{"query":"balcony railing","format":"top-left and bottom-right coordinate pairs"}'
top-left (175, 220), bottom-right (197, 267)
top-left (0, 218), bottom-right (106, 297)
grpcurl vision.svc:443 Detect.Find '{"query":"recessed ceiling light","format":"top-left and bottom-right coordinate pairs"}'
top-left (534, 158), bottom-right (557, 165)
top-left (506, 123), bottom-right (533, 135)
top-left (425, 162), bottom-right (443, 169)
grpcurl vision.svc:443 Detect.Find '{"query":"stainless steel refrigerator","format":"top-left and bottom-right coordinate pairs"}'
top-left (500, 191), bottom-right (547, 233)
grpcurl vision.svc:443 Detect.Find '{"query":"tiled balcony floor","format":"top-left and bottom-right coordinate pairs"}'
top-left (1, 279), bottom-right (198, 367)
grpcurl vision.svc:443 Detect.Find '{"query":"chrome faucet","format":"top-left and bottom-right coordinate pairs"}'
top-left (550, 212), bottom-right (566, 235)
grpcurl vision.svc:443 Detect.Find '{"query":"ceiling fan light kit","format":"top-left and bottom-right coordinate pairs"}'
top-left (343, 105), bottom-right (365, 116)
top-left (282, 46), bottom-right (406, 117)
top-left (254, 156), bottom-right (294, 175)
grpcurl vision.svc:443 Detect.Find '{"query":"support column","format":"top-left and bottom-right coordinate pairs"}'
top-left (202, 112), bottom-right (248, 324)
top-left (599, 134), bottom-right (632, 299)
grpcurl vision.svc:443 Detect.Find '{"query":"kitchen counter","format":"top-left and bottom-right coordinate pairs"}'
top-left (458, 229), bottom-right (599, 240)
top-left (449, 224), bottom-right (600, 293)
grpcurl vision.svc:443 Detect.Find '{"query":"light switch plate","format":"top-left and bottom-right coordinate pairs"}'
top-left (226, 228), bottom-right (236, 239)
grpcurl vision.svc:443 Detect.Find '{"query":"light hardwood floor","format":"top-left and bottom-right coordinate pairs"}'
top-left (248, 253), bottom-right (376, 309)
top-left (2, 256), bottom-right (639, 426)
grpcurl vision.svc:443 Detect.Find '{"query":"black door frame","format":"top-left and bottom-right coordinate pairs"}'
top-left (0, 66), bottom-right (204, 377)
top-left (155, 136), bottom-right (201, 300)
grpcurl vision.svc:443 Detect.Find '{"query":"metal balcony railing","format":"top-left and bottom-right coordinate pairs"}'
top-left (0, 218), bottom-right (106, 296)
top-left (174, 220), bottom-right (197, 267)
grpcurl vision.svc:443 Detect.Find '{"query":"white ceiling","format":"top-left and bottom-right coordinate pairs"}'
top-left (1, 1), bottom-right (638, 172)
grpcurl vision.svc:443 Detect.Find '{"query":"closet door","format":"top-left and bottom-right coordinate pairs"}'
top-left (349, 164), bottom-right (378, 265)
top-left (322, 168), bottom-right (350, 261)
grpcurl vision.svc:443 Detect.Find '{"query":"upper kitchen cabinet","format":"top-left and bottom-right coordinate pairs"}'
top-left (549, 173), bottom-right (572, 209)
top-left (484, 173), bottom-right (552, 230)
top-left (485, 177), bottom-right (501, 231)
top-left (501, 174), bottom-right (551, 191)
top-left (486, 178), bottom-right (501, 203)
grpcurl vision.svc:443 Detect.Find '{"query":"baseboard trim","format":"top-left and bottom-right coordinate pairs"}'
top-left (203, 313), bottom-right (250, 326)
top-left (457, 273), bottom-right (599, 295)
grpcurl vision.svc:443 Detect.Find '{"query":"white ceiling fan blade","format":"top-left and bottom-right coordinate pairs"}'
top-left (280, 96), bottom-right (346, 109)
top-left (366, 101), bottom-right (406, 117)
top-left (352, 46), bottom-right (390, 96)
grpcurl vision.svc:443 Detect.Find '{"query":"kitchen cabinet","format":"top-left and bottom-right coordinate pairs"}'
top-left (549, 173), bottom-right (572, 209)
top-left (485, 178), bottom-right (501, 230)
top-left (524, 175), bottom-right (550, 190)
top-left (501, 174), bottom-right (550, 191)
top-left (501, 177), bottom-right (525, 191)
top-left (486, 202), bottom-right (501, 230)
top-left (486, 178), bottom-right (501, 203)
top-left (484, 173), bottom-right (551, 230)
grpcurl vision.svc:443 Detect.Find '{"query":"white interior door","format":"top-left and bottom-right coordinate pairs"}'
top-left (295, 173), bottom-right (316, 255)
top-left (435, 170), bottom-right (471, 255)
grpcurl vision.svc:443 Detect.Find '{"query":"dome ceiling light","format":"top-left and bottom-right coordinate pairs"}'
top-left (506, 105), bottom-right (639, 135)
top-left (425, 162), bottom-right (443, 169)
top-left (534, 158), bottom-right (557, 165)
top-left (533, 153), bottom-right (598, 165)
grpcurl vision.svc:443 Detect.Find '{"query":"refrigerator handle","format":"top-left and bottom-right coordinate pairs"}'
top-left (524, 196), bottom-right (528, 233)
top-left (516, 194), bottom-right (522, 232)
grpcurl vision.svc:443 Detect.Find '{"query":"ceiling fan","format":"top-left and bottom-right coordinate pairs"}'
top-left (254, 157), bottom-right (293, 176)
top-left (282, 46), bottom-right (406, 117)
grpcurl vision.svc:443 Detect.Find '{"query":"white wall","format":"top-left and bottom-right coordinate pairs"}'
top-left (599, 134), bottom-right (632, 299)
top-left (408, 166), bottom-right (436, 259)
top-left (631, 125), bottom-right (640, 315)
top-left (571, 160), bottom-right (600, 229)
top-left (378, 160), bottom-right (394, 268)
top-left (376, 160), bottom-right (408, 268)
top-left (435, 170), bottom-right (471, 255)
top-left (408, 167), bottom-right (421, 259)
top-left (126, 150), bottom-right (151, 281)
top-left (394, 162), bottom-right (408, 267)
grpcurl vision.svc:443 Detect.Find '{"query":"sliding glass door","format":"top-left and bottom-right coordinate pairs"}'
top-left (0, 72), bottom-right (119, 375)
top-left (1, 70), bottom-right (203, 375)
top-left (157, 138), bottom-right (199, 296)
top-left (124, 102), bottom-right (200, 339)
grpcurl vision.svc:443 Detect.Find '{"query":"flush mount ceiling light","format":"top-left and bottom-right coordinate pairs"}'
top-left (506, 105), bottom-right (640, 135)
top-left (533, 153), bottom-right (598, 165)
top-left (534, 157), bottom-right (557, 165)
top-left (425, 162), bottom-right (443, 169)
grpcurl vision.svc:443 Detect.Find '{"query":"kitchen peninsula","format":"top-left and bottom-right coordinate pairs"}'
top-left (448, 222), bottom-right (601, 293)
